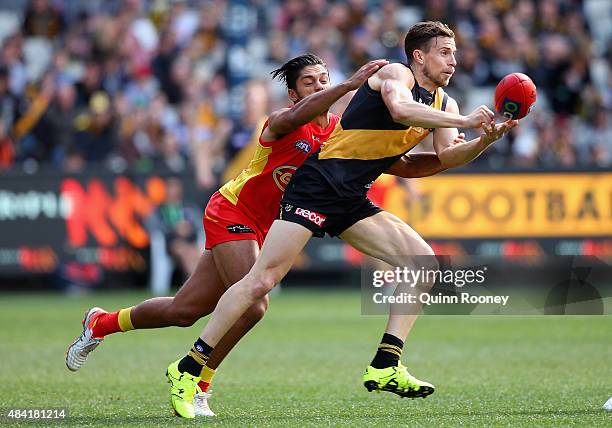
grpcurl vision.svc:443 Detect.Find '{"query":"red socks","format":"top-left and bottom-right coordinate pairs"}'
top-left (91, 311), bottom-right (121, 338)
top-left (90, 307), bottom-right (134, 337)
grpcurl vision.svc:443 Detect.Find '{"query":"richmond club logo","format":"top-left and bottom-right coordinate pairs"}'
top-left (272, 165), bottom-right (297, 191)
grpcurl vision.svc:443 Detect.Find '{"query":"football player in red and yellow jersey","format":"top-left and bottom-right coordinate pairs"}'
top-left (66, 54), bottom-right (397, 417)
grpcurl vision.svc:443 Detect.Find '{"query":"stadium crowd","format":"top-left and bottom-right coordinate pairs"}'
top-left (0, 0), bottom-right (609, 183)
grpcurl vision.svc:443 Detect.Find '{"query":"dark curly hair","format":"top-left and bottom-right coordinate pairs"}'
top-left (271, 54), bottom-right (327, 90)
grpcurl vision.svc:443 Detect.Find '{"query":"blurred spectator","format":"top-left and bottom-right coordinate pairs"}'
top-left (22, 0), bottom-right (64, 39)
top-left (12, 71), bottom-right (55, 162)
top-left (32, 79), bottom-right (80, 165)
top-left (153, 30), bottom-right (180, 104)
top-left (575, 109), bottom-right (612, 166)
top-left (0, 130), bottom-right (13, 168)
top-left (74, 91), bottom-right (118, 164)
top-left (225, 80), bottom-right (268, 160)
top-left (75, 60), bottom-right (103, 109)
top-left (0, 66), bottom-right (19, 168)
top-left (1, 33), bottom-right (26, 96)
top-left (147, 176), bottom-right (202, 295)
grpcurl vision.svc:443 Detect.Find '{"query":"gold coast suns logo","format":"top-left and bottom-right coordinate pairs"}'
top-left (272, 165), bottom-right (297, 191)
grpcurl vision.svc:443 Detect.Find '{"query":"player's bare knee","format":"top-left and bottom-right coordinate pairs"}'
top-left (394, 238), bottom-right (437, 267)
top-left (241, 296), bottom-right (269, 326)
top-left (422, 248), bottom-right (439, 272)
top-left (418, 246), bottom-right (438, 293)
top-left (393, 241), bottom-right (438, 293)
top-left (409, 238), bottom-right (437, 264)
top-left (249, 271), bottom-right (278, 300)
top-left (259, 293), bottom-right (270, 313)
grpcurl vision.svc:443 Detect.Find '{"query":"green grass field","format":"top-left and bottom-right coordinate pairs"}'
top-left (0, 289), bottom-right (610, 427)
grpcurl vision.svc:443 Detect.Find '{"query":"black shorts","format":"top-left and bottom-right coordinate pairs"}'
top-left (278, 168), bottom-right (382, 238)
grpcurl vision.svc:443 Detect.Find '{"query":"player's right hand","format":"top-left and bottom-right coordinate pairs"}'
top-left (480, 118), bottom-right (518, 145)
top-left (344, 59), bottom-right (389, 91)
top-left (463, 105), bottom-right (495, 129)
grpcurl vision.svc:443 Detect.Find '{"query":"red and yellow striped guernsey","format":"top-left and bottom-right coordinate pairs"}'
top-left (219, 113), bottom-right (340, 234)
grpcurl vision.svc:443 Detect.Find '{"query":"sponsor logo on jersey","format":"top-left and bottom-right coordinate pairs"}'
top-left (226, 224), bottom-right (255, 234)
top-left (294, 139), bottom-right (312, 153)
top-left (272, 165), bottom-right (298, 191)
top-left (295, 207), bottom-right (326, 227)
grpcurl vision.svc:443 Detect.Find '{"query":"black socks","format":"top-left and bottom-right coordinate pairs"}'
top-left (370, 333), bottom-right (404, 369)
top-left (178, 338), bottom-right (214, 377)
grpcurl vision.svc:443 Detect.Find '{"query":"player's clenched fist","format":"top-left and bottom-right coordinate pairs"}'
top-left (344, 59), bottom-right (389, 90)
top-left (462, 105), bottom-right (495, 129)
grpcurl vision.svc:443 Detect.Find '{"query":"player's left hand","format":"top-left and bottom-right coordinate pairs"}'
top-left (344, 59), bottom-right (390, 90)
top-left (481, 118), bottom-right (518, 145)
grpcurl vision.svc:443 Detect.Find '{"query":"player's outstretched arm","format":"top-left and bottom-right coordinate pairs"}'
top-left (432, 97), bottom-right (518, 168)
top-left (373, 64), bottom-right (494, 130)
top-left (385, 153), bottom-right (446, 178)
top-left (266, 59), bottom-right (388, 137)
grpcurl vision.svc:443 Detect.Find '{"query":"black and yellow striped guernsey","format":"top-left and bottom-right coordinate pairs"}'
top-left (294, 65), bottom-right (448, 199)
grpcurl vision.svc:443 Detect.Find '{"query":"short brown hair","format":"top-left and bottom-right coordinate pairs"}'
top-left (404, 21), bottom-right (455, 63)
